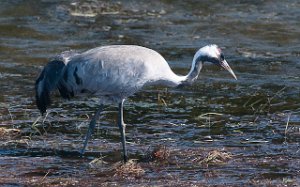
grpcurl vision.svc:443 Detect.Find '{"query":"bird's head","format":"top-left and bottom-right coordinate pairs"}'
top-left (192, 44), bottom-right (237, 80)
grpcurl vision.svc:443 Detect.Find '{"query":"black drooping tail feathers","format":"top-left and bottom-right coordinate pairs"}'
top-left (35, 60), bottom-right (67, 115)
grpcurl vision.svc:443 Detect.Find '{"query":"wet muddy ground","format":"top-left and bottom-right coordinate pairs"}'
top-left (0, 0), bottom-right (300, 186)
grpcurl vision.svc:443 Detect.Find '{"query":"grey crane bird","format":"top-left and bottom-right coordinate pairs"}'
top-left (35, 44), bottom-right (237, 162)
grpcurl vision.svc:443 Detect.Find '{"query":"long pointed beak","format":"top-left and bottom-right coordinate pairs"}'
top-left (220, 60), bottom-right (237, 80)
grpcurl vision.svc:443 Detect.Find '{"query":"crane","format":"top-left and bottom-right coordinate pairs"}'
top-left (35, 44), bottom-right (237, 162)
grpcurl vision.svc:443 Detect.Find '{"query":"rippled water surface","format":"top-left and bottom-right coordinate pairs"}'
top-left (0, 0), bottom-right (299, 186)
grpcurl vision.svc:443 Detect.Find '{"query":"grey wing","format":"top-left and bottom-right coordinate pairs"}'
top-left (58, 50), bottom-right (149, 99)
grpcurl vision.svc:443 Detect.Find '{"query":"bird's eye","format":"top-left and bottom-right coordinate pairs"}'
top-left (220, 53), bottom-right (225, 61)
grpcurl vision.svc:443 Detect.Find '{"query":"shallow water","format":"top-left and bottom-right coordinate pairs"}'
top-left (0, 0), bottom-right (299, 186)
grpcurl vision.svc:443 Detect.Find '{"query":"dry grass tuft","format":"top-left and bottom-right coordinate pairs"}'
top-left (0, 127), bottom-right (21, 139)
top-left (249, 178), bottom-right (296, 187)
top-left (151, 145), bottom-right (170, 162)
top-left (113, 159), bottom-right (145, 178)
top-left (89, 157), bottom-right (108, 169)
top-left (142, 145), bottom-right (170, 162)
top-left (197, 150), bottom-right (232, 165)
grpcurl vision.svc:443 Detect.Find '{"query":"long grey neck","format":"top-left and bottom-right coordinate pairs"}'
top-left (181, 60), bottom-right (203, 86)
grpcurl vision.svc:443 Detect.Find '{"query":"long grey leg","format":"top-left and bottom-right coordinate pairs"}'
top-left (118, 99), bottom-right (128, 163)
top-left (81, 104), bottom-right (104, 155)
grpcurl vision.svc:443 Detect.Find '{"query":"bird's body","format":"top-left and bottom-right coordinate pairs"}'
top-left (35, 44), bottom-right (237, 162)
top-left (58, 45), bottom-right (185, 104)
